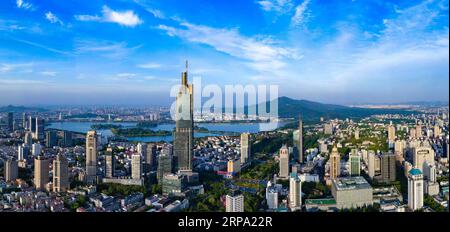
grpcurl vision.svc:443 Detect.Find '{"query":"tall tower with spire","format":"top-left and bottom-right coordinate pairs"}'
top-left (173, 61), bottom-right (194, 171)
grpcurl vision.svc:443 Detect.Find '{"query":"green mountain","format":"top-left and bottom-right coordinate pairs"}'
top-left (0, 105), bottom-right (48, 113)
top-left (271, 97), bottom-right (415, 121)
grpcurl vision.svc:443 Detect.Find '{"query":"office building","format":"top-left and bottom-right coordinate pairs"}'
top-left (279, 145), bottom-right (289, 179)
top-left (62, 131), bottom-right (73, 147)
top-left (7, 112), bottom-right (13, 133)
top-left (32, 143), bottom-right (42, 156)
top-left (413, 146), bottom-right (435, 171)
top-left (105, 147), bottom-right (115, 178)
top-left (29, 116), bottom-right (36, 135)
top-left (329, 145), bottom-right (340, 179)
top-left (380, 152), bottom-right (396, 183)
top-left (45, 131), bottom-right (58, 148)
top-left (423, 163), bottom-right (436, 183)
top-left (17, 144), bottom-right (29, 161)
top-left (408, 169), bottom-right (424, 211)
top-left (34, 155), bottom-right (49, 191)
top-left (415, 124), bottom-right (422, 138)
top-left (162, 174), bottom-right (186, 196)
top-left (131, 153), bottom-right (142, 180)
top-left (331, 176), bottom-right (373, 209)
top-left (225, 190), bottom-right (244, 212)
top-left (349, 154), bottom-right (360, 176)
top-left (173, 62), bottom-right (194, 172)
top-left (146, 143), bottom-right (157, 170)
top-left (5, 158), bottom-right (18, 182)
top-left (53, 154), bottom-right (69, 192)
top-left (157, 153), bottom-right (173, 181)
top-left (85, 131), bottom-right (98, 184)
top-left (24, 131), bottom-right (33, 147)
top-left (289, 173), bottom-right (302, 211)
top-left (240, 133), bottom-right (251, 164)
top-left (35, 117), bottom-right (45, 140)
top-left (137, 143), bottom-right (147, 159)
top-left (22, 112), bottom-right (27, 129)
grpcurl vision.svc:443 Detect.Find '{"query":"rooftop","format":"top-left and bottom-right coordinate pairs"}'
top-left (333, 176), bottom-right (372, 191)
top-left (409, 168), bottom-right (422, 176)
top-left (305, 198), bottom-right (337, 205)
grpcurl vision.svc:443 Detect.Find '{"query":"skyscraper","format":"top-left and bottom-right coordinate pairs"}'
top-left (329, 145), bottom-right (340, 179)
top-left (85, 130), bottom-right (98, 184)
top-left (7, 112), bottom-right (13, 133)
top-left (17, 144), bottom-right (28, 161)
top-left (62, 131), bottom-right (73, 147)
top-left (240, 133), bottom-right (251, 164)
top-left (413, 146), bottom-right (435, 171)
top-left (105, 147), bottom-right (115, 178)
top-left (131, 153), bottom-right (142, 180)
top-left (45, 131), bottom-right (57, 148)
top-left (279, 145), bottom-right (289, 179)
top-left (22, 112), bottom-right (27, 129)
top-left (367, 151), bottom-right (376, 179)
top-left (225, 190), bottom-right (244, 212)
top-left (35, 117), bottom-right (45, 141)
top-left (415, 124), bottom-right (422, 138)
top-left (146, 143), bottom-right (157, 170)
top-left (289, 173), bottom-right (302, 211)
top-left (5, 157), bottom-right (18, 182)
top-left (34, 155), bottom-right (49, 191)
top-left (297, 115), bottom-right (304, 163)
top-left (173, 61), bottom-right (194, 172)
top-left (53, 154), bottom-right (69, 192)
top-left (24, 131), bottom-right (33, 148)
top-left (387, 123), bottom-right (396, 142)
top-left (29, 116), bottom-right (36, 135)
top-left (349, 154), bottom-right (361, 176)
top-left (380, 152), bottom-right (396, 183)
top-left (408, 169), bottom-right (424, 211)
top-left (158, 153), bottom-right (173, 181)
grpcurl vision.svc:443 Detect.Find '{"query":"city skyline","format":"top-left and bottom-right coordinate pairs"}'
top-left (0, 0), bottom-right (449, 106)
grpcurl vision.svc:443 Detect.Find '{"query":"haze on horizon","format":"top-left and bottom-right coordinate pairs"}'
top-left (0, 0), bottom-right (449, 106)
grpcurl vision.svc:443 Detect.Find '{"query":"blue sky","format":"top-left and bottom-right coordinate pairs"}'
top-left (0, 0), bottom-right (448, 106)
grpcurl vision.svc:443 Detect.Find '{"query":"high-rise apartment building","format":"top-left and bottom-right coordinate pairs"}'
top-left (279, 145), bottom-right (289, 179)
top-left (131, 153), bottom-right (142, 180)
top-left (53, 154), bottom-right (69, 192)
top-left (105, 147), bottom-right (115, 178)
top-left (225, 190), bottom-right (244, 212)
top-left (380, 152), bottom-right (396, 183)
top-left (173, 62), bottom-right (194, 172)
top-left (34, 155), bottom-right (49, 191)
top-left (387, 123), bottom-right (396, 142)
top-left (240, 133), bottom-right (251, 164)
top-left (367, 151), bottom-right (376, 179)
top-left (35, 117), bottom-right (45, 140)
top-left (289, 173), bottom-right (302, 211)
top-left (5, 157), bottom-right (18, 182)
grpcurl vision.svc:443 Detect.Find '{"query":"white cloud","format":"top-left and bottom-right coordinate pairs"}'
top-left (0, 63), bottom-right (33, 72)
top-left (117, 73), bottom-right (137, 78)
top-left (157, 22), bottom-right (301, 74)
top-left (291, 0), bottom-right (310, 27)
top-left (137, 62), bottom-right (162, 69)
top-left (16, 0), bottom-right (34, 10)
top-left (75, 40), bottom-right (141, 59)
top-left (256, 0), bottom-right (293, 13)
top-left (74, 5), bottom-right (143, 27)
top-left (40, 71), bottom-right (57, 77)
top-left (45, 11), bottom-right (63, 25)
